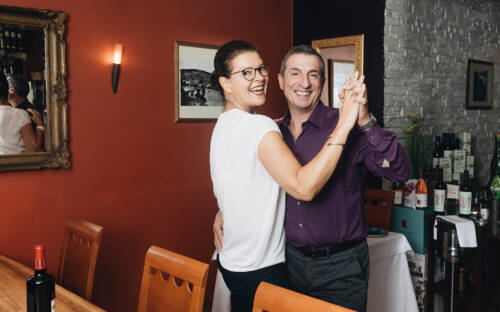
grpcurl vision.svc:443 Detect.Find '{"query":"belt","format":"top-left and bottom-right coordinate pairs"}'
top-left (293, 239), bottom-right (364, 258)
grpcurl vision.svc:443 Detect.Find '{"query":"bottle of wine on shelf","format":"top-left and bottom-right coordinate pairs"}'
top-left (432, 135), bottom-right (442, 168)
top-left (416, 168), bottom-right (428, 210)
top-left (459, 170), bottom-right (472, 217)
top-left (445, 182), bottom-right (460, 215)
top-left (434, 168), bottom-right (446, 215)
top-left (479, 186), bottom-right (492, 222)
top-left (490, 134), bottom-right (500, 200)
top-left (27, 243), bottom-right (55, 312)
top-left (393, 182), bottom-right (403, 205)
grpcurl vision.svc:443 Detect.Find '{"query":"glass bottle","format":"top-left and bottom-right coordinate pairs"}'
top-left (434, 168), bottom-right (446, 215)
top-left (393, 182), bottom-right (403, 206)
top-left (416, 168), bottom-right (428, 210)
top-left (459, 170), bottom-right (472, 217)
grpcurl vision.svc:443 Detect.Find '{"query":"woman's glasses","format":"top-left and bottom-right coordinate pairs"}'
top-left (230, 64), bottom-right (270, 81)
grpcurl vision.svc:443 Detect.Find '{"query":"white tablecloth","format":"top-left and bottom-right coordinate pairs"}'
top-left (367, 232), bottom-right (418, 312)
top-left (212, 232), bottom-right (418, 312)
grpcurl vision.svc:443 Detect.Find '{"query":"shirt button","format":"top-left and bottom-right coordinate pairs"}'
top-left (297, 201), bottom-right (301, 206)
top-left (299, 223), bottom-right (303, 228)
top-left (370, 135), bottom-right (375, 140)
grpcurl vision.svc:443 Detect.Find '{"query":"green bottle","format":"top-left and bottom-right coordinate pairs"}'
top-left (490, 134), bottom-right (500, 200)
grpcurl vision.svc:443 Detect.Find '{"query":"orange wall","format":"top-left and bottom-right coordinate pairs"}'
top-left (0, 0), bottom-right (292, 310)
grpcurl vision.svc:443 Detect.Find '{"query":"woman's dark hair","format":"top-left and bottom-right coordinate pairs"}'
top-left (210, 40), bottom-right (259, 96)
top-left (0, 72), bottom-right (8, 101)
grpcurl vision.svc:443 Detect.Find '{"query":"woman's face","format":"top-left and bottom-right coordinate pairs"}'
top-left (224, 51), bottom-right (268, 111)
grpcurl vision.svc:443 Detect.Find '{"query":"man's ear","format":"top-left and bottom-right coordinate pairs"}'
top-left (277, 73), bottom-right (284, 91)
top-left (219, 76), bottom-right (231, 94)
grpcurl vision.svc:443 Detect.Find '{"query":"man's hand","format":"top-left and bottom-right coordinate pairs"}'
top-left (338, 72), bottom-right (369, 127)
top-left (213, 210), bottom-right (224, 252)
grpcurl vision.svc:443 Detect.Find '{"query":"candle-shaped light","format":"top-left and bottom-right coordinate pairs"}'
top-left (111, 44), bottom-right (123, 94)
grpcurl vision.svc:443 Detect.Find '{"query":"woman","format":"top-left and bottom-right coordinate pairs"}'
top-left (209, 40), bottom-right (362, 311)
top-left (0, 73), bottom-right (39, 155)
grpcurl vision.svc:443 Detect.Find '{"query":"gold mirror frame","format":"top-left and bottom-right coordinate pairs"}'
top-left (311, 34), bottom-right (364, 74)
top-left (0, 5), bottom-right (69, 172)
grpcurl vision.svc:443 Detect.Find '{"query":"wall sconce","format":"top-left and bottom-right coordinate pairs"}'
top-left (111, 44), bottom-right (123, 94)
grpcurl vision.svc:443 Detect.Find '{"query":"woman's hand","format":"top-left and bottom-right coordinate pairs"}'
top-left (213, 210), bottom-right (224, 252)
top-left (27, 109), bottom-right (43, 126)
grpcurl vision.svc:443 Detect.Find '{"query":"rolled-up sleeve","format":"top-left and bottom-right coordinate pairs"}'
top-left (354, 125), bottom-right (412, 182)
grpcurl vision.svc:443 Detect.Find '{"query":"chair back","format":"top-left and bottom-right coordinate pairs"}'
top-left (57, 219), bottom-right (103, 300)
top-left (138, 245), bottom-right (209, 312)
top-left (252, 282), bottom-right (355, 312)
top-left (363, 188), bottom-right (395, 230)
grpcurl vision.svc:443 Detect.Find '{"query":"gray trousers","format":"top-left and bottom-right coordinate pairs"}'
top-left (285, 240), bottom-right (369, 312)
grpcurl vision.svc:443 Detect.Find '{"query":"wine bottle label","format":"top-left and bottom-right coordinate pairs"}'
top-left (394, 190), bottom-right (403, 205)
top-left (440, 158), bottom-right (452, 182)
top-left (480, 208), bottom-right (489, 220)
top-left (446, 184), bottom-right (459, 199)
top-left (433, 157), bottom-right (439, 168)
top-left (416, 193), bottom-right (427, 208)
top-left (51, 299), bottom-right (55, 312)
top-left (459, 191), bottom-right (472, 215)
top-left (434, 189), bottom-right (445, 212)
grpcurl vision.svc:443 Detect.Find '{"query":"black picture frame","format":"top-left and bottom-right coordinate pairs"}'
top-left (466, 59), bottom-right (494, 109)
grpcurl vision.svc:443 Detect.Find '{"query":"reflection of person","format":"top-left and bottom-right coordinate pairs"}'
top-left (7, 74), bottom-right (45, 149)
top-left (0, 73), bottom-right (39, 154)
top-left (210, 40), bottom-right (364, 312)
top-left (214, 45), bottom-right (411, 312)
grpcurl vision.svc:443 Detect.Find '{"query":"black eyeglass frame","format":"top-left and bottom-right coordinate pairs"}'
top-left (229, 64), bottom-right (270, 81)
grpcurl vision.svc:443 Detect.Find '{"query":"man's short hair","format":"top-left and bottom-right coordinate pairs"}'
top-left (6, 74), bottom-right (30, 98)
top-left (280, 45), bottom-right (326, 85)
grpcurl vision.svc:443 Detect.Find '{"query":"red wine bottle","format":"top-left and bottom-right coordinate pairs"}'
top-left (27, 243), bottom-right (55, 312)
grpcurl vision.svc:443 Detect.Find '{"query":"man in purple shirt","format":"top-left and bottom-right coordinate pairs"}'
top-left (214, 45), bottom-right (410, 311)
top-left (275, 45), bottom-right (410, 312)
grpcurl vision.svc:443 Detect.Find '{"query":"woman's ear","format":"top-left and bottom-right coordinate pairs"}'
top-left (219, 76), bottom-right (232, 95)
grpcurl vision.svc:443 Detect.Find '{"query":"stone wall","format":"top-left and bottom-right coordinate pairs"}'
top-left (384, 0), bottom-right (500, 184)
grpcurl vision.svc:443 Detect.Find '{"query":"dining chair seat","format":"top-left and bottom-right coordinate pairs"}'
top-left (364, 188), bottom-right (395, 230)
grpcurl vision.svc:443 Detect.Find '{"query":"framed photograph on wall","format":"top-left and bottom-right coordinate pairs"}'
top-left (174, 41), bottom-right (223, 121)
top-left (466, 59), bottom-right (494, 109)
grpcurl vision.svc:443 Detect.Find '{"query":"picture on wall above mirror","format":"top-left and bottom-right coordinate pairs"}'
top-left (0, 5), bottom-right (68, 172)
top-left (466, 59), bottom-right (493, 109)
top-left (312, 35), bottom-right (364, 108)
top-left (174, 41), bottom-right (223, 122)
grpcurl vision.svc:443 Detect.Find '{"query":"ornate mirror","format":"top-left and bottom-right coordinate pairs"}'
top-left (312, 34), bottom-right (364, 108)
top-left (0, 5), bottom-right (68, 172)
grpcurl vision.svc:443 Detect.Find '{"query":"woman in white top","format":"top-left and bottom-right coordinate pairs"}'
top-left (209, 40), bottom-right (363, 312)
top-left (0, 73), bottom-right (38, 155)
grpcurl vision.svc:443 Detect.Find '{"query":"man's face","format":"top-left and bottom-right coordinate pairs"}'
top-left (278, 53), bottom-right (323, 112)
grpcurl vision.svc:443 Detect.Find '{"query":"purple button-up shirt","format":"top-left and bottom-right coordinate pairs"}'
top-left (277, 103), bottom-right (411, 247)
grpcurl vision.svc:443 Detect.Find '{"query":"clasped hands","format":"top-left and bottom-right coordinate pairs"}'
top-left (337, 71), bottom-right (369, 130)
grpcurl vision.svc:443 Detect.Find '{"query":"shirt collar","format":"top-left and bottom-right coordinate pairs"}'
top-left (277, 101), bottom-right (327, 129)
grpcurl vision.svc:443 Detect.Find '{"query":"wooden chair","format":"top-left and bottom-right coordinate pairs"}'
top-left (252, 282), bottom-right (355, 312)
top-left (363, 188), bottom-right (395, 230)
top-left (138, 245), bottom-right (209, 312)
top-left (57, 219), bottom-right (103, 300)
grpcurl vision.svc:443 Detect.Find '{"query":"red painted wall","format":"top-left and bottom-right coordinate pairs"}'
top-left (0, 0), bottom-right (292, 310)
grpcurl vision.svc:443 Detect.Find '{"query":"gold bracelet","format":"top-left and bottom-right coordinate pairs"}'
top-left (326, 142), bottom-right (344, 147)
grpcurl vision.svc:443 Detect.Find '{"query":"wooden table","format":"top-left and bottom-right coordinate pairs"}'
top-left (0, 254), bottom-right (105, 311)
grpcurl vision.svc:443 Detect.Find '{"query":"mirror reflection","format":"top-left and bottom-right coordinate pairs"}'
top-left (0, 23), bottom-right (45, 155)
top-left (312, 35), bottom-right (364, 108)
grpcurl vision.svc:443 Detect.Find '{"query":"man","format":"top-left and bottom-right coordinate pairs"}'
top-left (7, 74), bottom-right (44, 150)
top-left (214, 45), bottom-right (411, 312)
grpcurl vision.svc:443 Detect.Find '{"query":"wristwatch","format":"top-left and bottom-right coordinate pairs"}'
top-left (358, 113), bottom-right (377, 131)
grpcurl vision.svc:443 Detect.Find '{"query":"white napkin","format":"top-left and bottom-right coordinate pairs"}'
top-left (436, 215), bottom-right (477, 248)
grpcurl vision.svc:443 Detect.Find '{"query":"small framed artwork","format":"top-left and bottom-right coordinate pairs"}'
top-left (174, 41), bottom-right (224, 122)
top-left (466, 59), bottom-right (494, 109)
top-left (327, 59), bottom-right (355, 108)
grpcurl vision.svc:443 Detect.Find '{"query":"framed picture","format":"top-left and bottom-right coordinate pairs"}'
top-left (466, 59), bottom-right (494, 109)
top-left (174, 41), bottom-right (224, 121)
top-left (327, 59), bottom-right (355, 108)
